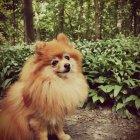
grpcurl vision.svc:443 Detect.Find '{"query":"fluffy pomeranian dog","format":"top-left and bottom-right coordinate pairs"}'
top-left (0, 33), bottom-right (88, 140)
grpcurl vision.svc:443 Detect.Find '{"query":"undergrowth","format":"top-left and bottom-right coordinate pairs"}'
top-left (0, 35), bottom-right (140, 118)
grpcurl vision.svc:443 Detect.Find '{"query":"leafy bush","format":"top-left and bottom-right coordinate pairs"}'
top-left (76, 35), bottom-right (140, 118)
top-left (0, 35), bottom-right (140, 117)
top-left (0, 32), bottom-right (6, 45)
top-left (0, 45), bottom-right (33, 99)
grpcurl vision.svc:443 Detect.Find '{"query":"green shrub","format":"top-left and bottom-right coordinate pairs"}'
top-left (0, 45), bottom-right (33, 99)
top-left (0, 35), bottom-right (140, 117)
top-left (76, 35), bottom-right (140, 118)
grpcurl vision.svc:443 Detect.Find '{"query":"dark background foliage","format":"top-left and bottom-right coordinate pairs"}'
top-left (0, 35), bottom-right (140, 117)
top-left (0, 0), bottom-right (140, 45)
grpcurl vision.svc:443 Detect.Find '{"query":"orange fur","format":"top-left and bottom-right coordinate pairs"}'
top-left (0, 33), bottom-right (88, 140)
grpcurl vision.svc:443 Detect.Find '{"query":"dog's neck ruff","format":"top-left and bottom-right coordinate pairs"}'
top-left (28, 72), bottom-right (88, 117)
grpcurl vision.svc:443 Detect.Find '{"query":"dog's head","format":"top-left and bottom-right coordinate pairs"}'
top-left (21, 34), bottom-right (88, 109)
top-left (34, 33), bottom-right (82, 77)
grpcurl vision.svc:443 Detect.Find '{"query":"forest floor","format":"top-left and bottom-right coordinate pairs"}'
top-left (49, 108), bottom-right (140, 140)
top-left (0, 100), bottom-right (140, 140)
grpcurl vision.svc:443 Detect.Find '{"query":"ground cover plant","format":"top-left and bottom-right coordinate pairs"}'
top-left (0, 35), bottom-right (140, 117)
top-left (76, 35), bottom-right (140, 117)
top-left (0, 45), bottom-right (33, 99)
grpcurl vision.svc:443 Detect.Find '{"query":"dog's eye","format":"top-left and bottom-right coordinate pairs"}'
top-left (64, 55), bottom-right (70, 60)
top-left (51, 60), bottom-right (59, 66)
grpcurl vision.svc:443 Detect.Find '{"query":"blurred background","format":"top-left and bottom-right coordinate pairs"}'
top-left (0, 0), bottom-right (140, 45)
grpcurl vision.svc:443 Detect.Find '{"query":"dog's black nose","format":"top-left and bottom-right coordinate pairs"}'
top-left (64, 63), bottom-right (70, 71)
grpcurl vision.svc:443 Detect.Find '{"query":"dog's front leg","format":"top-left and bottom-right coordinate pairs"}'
top-left (29, 118), bottom-right (48, 140)
top-left (55, 127), bottom-right (71, 140)
top-left (36, 130), bottom-right (48, 140)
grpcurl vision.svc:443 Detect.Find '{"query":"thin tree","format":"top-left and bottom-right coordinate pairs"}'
top-left (100, 0), bottom-right (104, 39)
top-left (77, 0), bottom-right (84, 38)
top-left (130, 0), bottom-right (140, 36)
top-left (94, 0), bottom-right (100, 40)
top-left (116, 0), bottom-right (123, 33)
top-left (86, 0), bottom-right (91, 39)
top-left (23, 0), bottom-right (34, 43)
top-left (59, 1), bottom-right (65, 33)
top-left (12, 0), bottom-right (16, 45)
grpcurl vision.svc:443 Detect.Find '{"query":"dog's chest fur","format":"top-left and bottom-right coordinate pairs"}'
top-left (31, 73), bottom-right (88, 127)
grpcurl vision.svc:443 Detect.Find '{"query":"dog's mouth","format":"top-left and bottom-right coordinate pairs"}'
top-left (55, 63), bottom-right (71, 75)
top-left (57, 69), bottom-right (70, 74)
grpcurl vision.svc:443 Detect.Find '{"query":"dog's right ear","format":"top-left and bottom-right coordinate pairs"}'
top-left (35, 41), bottom-right (46, 55)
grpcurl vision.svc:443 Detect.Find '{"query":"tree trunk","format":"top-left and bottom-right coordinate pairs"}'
top-left (130, 0), bottom-right (140, 36)
top-left (59, 2), bottom-right (65, 33)
top-left (129, 4), bottom-right (133, 34)
top-left (12, 0), bottom-right (16, 45)
top-left (116, 0), bottom-right (123, 33)
top-left (36, 28), bottom-right (41, 40)
top-left (78, 0), bottom-right (83, 38)
top-left (86, 0), bottom-right (91, 39)
top-left (100, 0), bottom-right (104, 39)
top-left (137, 15), bottom-right (140, 35)
top-left (23, 0), bottom-right (34, 43)
top-left (133, 8), bottom-right (137, 35)
top-left (137, 0), bottom-right (140, 35)
top-left (94, 0), bottom-right (100, 40)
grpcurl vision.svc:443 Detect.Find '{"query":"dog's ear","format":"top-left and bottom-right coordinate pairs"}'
top-left (35, 41), bottom-right (46, 55)
top-left (57, 33), bottom-right (69, 45)
top-left (57, 33), bottom-right (73, 48)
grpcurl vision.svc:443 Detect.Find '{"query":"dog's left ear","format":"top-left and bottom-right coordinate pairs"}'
top-left (57, 33), bottom-right (69, 45)
top-left (57, 33), bottom-right (73, 48)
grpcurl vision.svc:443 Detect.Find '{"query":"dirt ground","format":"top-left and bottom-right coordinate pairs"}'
top-left (49, 108), bottom-right (140, 140)
top-left (0, 101), bottom-right (140, 140)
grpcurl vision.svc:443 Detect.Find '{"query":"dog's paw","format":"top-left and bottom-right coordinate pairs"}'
top-left (59, 134), bottom-right (72, 140)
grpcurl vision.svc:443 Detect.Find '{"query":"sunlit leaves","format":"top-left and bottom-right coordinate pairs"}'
top-left (116, 103), bottom-right (124, 111)
top-left (135, 98), bottom-right (140, 109)
top-left (76, 36), bottom-right (140, 117)
top-left (98, 85), bottom-right (114, 93)
top-left (0, 45), bottom-right (33, 98)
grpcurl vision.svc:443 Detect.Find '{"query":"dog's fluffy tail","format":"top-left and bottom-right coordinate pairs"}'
top-left (0, 81), bottom-right (34, 140)
top-left (0, 109), bottom-right (34, 140)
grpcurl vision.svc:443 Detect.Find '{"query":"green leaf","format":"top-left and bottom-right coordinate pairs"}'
top-left (123, 80), bottom-right (130, 86)
top-left (114, 85), bottom-right (122, 97)
top-left (94, 76), bottom-right (107, 83)
top-left (87, 77), bottom-right (94, 82)
top-left (99, 96), bottom-right (105, 103)
top-left (109, 93), bottom-right (114, 99)
top-left (116, 103), bottom-right (124, 111)
top-left (135, 98), bottom-right (140, 109)
top-left (129, 79), bottom-right (135, 86)
top-left (124, 79), bottom-right (135, 86)
top-left (92, 95), bottom-right (98, 103)
top-left (89, 90), bottom-right (97, 97)
top-left (115, 58), bottom-right (122, 65)
top-left (3, 67), bottom-right (8, 74)
top-left (124, 95), bottom-right (138, 104)
top-left (2, 78), bottom-right (12, 89)
top-left (98, 85), bottom-right (114, 93)
top-left (122, 89), bottom-right (127, 94)
top-left (116, 76), bottom-right (121, 83)
top-left (125, 109), bottom-right (133, 119)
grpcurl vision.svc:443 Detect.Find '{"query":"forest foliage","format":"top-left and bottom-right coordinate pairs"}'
top-left (0, 35), bottom-right (140, 117)
top-left (0, 0), bottom-right (140, 44)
